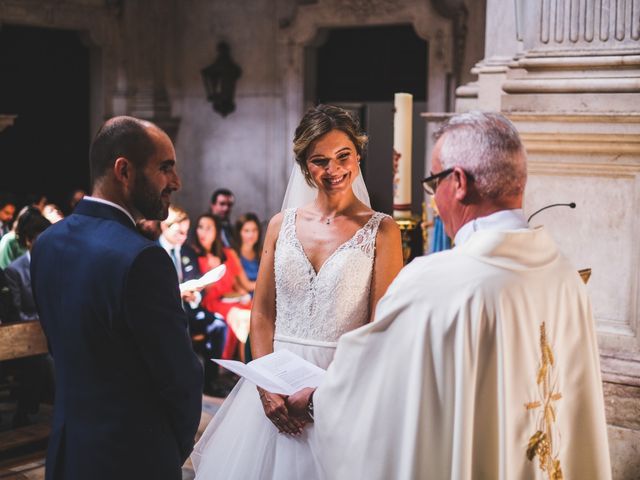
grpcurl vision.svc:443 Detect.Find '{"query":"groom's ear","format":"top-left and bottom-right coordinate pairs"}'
top-left (113, 157), bottom-right (133, 186)
top-left (114, 157), bottom-right (130, 182)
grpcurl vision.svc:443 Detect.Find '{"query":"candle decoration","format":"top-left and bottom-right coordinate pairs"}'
top-left (392, 93), bottom-right (413, 219)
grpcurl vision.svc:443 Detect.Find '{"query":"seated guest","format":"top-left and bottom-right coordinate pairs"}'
top-left (210, 188), bottom-right (236, 248)
top-left (3, 207), bottom-right (54, 427)
top-left (26, 193), bottom-right (48, 213)
top-left (0, 194), bottom-right (16, 238)
top-left (159, 206), bottom-right (200, 289)
top-left (191, 213), bottom-right (251, 362)
top-left (234, 212), bottom-right (262, 362)
top-left (234, 212), bottom-right (262, 293)
top-left (0, 196), bottom-right (51, 268)
top-left (0, 207), bottom-right (28, 269)
top-left (159, 206), bottom-right (227, 395)
top-left (42, 204), bottom-right (64, 224)
top-left (5, 207), bottom-right (51, 321)
top-left (0, 268), bottom-right (19, 324)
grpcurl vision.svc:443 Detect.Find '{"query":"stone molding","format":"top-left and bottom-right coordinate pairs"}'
top-left (516, 54), bottom-right (640, 69)
top-left (509, 112), bottom-right (640, 123)
top-left (522, 132), bottom-right (640, 154)
top-left (279, 0), bottom-right (451, 50)
top-left (332, 0), bottom-right (402, 17)
top-left (602, 355), bottom-right (640, 388)
top-left (0, 0), bottom-right (113, 46)
top-left (277, 0), bottom-right (454, 193)
top-left (503, 54), bottom-right (640, 96)
top-left (526, 159), bottom-right (640, 179)
top-left (503, 78), bottom-right (640, 94)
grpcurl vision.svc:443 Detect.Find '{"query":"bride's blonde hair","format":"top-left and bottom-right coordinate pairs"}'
top-left (293, 104), bottom-right (368, 187)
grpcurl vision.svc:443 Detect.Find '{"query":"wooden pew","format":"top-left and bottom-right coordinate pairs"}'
top-left (0, 320), bottom-right (48, 362)
top-left (0, 320), bottom-right (50, 465)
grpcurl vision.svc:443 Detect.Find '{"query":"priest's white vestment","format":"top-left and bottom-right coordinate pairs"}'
top-left (311, 224), bottom-right (611, 479)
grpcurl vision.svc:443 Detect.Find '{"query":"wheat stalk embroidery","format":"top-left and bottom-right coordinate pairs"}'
top-left (524, 322), bottom-right (563, 480)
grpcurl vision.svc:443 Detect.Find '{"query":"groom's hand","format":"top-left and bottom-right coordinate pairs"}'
top-left (257, 387), bottom-right (306, 435)
top-left (286, 387), bottom-right (316, 421)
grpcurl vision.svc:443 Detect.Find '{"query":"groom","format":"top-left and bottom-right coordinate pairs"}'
top-left (288, 112), bottom-right (611, 479)
top-left (31, 116), bottom-right (203, 480)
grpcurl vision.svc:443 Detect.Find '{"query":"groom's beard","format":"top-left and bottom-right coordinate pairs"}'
top-left (132, 174), bottom-right (170, 220)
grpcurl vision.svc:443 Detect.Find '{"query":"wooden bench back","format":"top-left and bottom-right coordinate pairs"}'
top-left (0, 320), bottom-right (48, 361)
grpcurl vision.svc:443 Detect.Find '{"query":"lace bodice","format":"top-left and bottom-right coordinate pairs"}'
top-left (273, 208), bottom-right (387, 346)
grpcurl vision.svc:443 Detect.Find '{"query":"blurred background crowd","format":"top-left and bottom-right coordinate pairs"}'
top-left (0, 186), bottom-right (264, 428)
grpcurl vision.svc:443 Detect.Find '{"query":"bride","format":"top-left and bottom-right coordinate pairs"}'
top-left (192, 104), bottom-right (403, 478)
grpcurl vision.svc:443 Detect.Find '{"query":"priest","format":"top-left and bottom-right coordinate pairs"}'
top-left (288, 111), bottom-right (611, 479)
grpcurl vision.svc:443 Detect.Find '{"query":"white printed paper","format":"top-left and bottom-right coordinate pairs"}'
top-left (179, 264), bottom-right (226, 293)
top-left (213, 349), bottom-right (325, 395)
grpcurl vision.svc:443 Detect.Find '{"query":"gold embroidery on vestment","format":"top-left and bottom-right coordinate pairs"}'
top-left (524, 322), bottom-right (563, 479)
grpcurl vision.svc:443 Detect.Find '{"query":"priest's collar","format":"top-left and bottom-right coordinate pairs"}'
top-left (454, 209), bottom-right (528, 248)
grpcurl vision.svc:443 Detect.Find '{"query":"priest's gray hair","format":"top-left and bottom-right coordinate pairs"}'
top-left (434, 111), bottom-right (527, 199)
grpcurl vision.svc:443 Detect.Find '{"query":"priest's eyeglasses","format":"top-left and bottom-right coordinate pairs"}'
top-left (422, 168), bottom-right (454, 195)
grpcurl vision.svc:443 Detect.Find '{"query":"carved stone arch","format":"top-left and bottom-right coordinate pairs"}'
top-left (0, 1), bottom-right (120, 135)
top-left (277, 0), bottom-right (455, 181)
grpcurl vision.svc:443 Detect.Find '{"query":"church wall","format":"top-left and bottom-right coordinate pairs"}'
top-left (0, 0), bottom-right (478, 226)
top-left (163, 0), bottom-right (475, 225)
top-left (166, 0), bottom-right (289, 223)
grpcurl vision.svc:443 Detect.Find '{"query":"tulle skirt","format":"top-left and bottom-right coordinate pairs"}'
top-left (191, 338), bottom-right (336, 479)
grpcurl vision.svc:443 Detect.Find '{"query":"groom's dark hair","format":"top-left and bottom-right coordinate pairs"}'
top-left (89, 116), bottom-right (157, 186)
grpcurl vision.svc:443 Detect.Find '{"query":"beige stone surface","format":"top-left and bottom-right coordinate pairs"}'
top-left (608, 425), bottom-right (640, 480)
top-left (604, 382), bottom-right (640, 430)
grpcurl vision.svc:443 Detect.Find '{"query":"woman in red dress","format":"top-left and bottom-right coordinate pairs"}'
top-left (191, 213), bottom-right (251, 361)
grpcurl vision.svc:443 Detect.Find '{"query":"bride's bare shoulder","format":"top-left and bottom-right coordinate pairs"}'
top-left (376, 215), bottom-right (401, 242)
top-left (266, 211), bottom-right (285, 229)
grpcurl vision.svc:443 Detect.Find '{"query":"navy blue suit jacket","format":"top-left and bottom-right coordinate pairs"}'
top-left (31, 199), bottom-right (203, 480)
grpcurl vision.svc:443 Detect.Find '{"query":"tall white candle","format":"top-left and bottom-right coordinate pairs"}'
top-left (393, 92), bottom-right (413, 219)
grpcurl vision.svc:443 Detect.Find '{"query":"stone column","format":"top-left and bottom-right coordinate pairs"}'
top-left (456, 0), bottom-right (523, 111)
top-left (502, 0), bottom-right (640, 113)
top-left (464, 1), bottom-right (640, 477)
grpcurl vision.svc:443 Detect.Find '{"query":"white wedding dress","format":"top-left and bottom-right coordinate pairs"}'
top-left (192, 207), bottom-right (387, 479)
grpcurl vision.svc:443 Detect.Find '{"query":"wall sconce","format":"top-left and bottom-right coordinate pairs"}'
top-left (201, 41), bottom-right (242, 117)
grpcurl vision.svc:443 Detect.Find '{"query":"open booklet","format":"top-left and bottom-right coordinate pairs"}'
top-left (179, 263), bottom-right (226, 294)
top-left (213, 349), bottom-right (326, 396)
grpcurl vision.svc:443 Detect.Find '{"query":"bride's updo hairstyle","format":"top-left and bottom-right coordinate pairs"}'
top-left (293, 104), bottom-right (368, 187)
